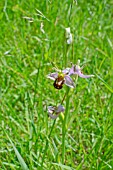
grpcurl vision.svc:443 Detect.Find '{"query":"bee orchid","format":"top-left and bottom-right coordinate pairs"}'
top-left (47, 60), bottom-right (94, 90)
top-left (48, 105), bottom-right (65, 119)
top-left (47, 69), bottom-right (75, 89)
top-left (69, 60), bottom-right (94, 78)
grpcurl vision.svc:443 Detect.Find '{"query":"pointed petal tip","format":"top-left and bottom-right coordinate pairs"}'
top-left (47, 72), bottom-right (58, 80)
top-left (76, 71), bottom-right (95, 78)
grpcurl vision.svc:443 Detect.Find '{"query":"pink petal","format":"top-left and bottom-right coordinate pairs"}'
top-left (69, 65), bottom-right (94, 78)
top-left (64, 75), bottom-right (75, 88)
top-left (47, 72), bottom-right (58, 80)
top-left (77, 71), bottom-right (94, 78)
top-left (68, 65), bottom-right (76, 76)
top-left (48, 106), bottom-right (55, 114)
top-left (48, 112), bottom-right (60, 119)
top-left (62, 68), bottom-right (70, 74)
top-left (56, 105), bottom-right (65, 113)
top-left (48, 105), bottom-right (65, 119)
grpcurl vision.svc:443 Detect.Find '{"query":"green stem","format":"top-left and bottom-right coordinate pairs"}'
top-left (61, 92), bottom-right (67, 105)
top-left (62, 87), bottom-right (70, 164)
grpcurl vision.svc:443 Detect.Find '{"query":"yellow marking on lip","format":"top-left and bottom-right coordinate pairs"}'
top-left (58, 73), bottom-right (65, 78)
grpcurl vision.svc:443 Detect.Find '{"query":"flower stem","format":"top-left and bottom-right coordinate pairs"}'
top-left (62, 87), bottom-right (70, 164)
top-left (61, 92), bottom-right (67, 105)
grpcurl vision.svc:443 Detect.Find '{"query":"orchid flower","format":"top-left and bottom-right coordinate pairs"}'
top-left (48, 105), bottom-right (65, 119)
top-left (47, 68), bottom-right (75, 89)
top-left (69, 60), bottom-right (94, 78)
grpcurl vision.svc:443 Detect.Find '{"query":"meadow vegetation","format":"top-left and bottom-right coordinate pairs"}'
top-left (0, 0), bottom-right (113, 169)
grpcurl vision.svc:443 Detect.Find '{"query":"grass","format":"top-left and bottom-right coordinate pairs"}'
top-left (0, 0), bottom-right (113, 169)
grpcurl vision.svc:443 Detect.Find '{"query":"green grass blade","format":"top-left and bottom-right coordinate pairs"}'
top-left (52, 163), bottom-right (75, 170)
top-left (96, 74), bottom-right (113, 93)
top-left (6, 133), bottom-right (29, 170)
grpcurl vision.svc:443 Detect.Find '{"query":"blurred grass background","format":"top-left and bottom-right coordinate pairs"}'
top-left (0, 0), bottom-right (113, 169)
